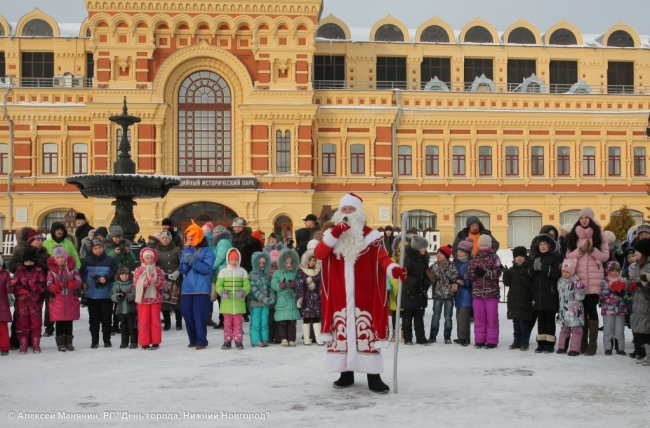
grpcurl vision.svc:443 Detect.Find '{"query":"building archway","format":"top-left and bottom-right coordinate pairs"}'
top-left (169, 202), bottom-right (238, 237)
top-left (273, 215), bottom-right (294, 243)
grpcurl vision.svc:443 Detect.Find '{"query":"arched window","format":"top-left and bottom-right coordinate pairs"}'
top-left (43, 143), bottom-right (58, 174)
top-left (612, 209), bottom-right (644, 226)
top-left (274, 215), bottom-right (294, 243)
top-left (560, 210), bottom-right (581, 227)
top-left (73, 143), bottom-right (88, 174)
top-left (276, 130), bottom-right (291, 173)
top-left (322, 144), bottom-right (336, 175)
top-left (41, 211), bottom-right (68, 233)
top-left (178, 71), bottom-right (231, 175)
top-left (0, 144), bottom-right (7, 174)
top-left (403, 210), bottom-right (437, 231)
top-left (607, 30), bottom-right (634, 48)
top-left (464, 26), bottom-right (493, 43)
top-left (548, 29), bottom-right (577, 45)
top-left (508, 27), bottom-right (536, 44)
top-left (85, 28), bottom-right (91, 38)
top-left (508, 210), bottom-right (542, 248)
top-left (350, 144), bottom-right (365, 175)
top-left (398, 146), bottom-right (412, 175)
top-left (22, 19), bottom-right (54, 37)
top-left (317, 23), bottom-right (345, 40)
top-left (420, 25), bottom-right (449, 43)
top-left (455, 210), bottom-right (490, 235)
top-left (375, 24), bottom-right (404, 42)
top-left (169, 202), bottom-right (238, 235)
top-left (0, 24), bottom-right (5, 37)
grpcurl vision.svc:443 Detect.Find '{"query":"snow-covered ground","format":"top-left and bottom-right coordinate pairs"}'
top-left (2, 302), bottom-right (649, 428)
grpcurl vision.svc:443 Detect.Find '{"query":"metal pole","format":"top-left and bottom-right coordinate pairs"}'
top-left (2, 85), bottom-right (13, 236)
top-left (392, 211), bottom-right (408, 393)
top-left (391, 89), bottom-right (402, 228)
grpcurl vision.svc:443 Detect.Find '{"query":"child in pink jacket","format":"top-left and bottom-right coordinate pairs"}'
top-left (46, 246), bottom-right (82, 352)
top-left (133, 248), bottom-right (166, 349)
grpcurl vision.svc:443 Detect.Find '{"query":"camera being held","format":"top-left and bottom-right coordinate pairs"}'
top-left (92, 275), bottom-right (106, 288)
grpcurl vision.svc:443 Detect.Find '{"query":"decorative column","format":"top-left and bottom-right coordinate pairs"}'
top-left (155, 124), bottom-right (163, 174)
top-left (244, 124), bottom-right (253, 175)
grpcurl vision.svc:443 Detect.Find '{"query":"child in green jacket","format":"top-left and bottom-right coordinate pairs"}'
top-left (215, 248), bottom-right (251, 350)
top-left (270, 249), bottom-right (301, 347)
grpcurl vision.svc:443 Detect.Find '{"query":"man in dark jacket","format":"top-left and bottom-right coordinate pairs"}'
top-left (451, 216), bottom-right (500, 259)
top-left (162, 218), bottom-right (183, 249)
top-left (74, 213), bottom-right (94, 252)
top-left (296, 214), bottom-right (320, 258)
top-left (231, 217), bottom-right (262, 273)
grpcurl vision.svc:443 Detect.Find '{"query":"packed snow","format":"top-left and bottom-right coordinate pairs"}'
top-left (2, 292), bottom-right (649, 428)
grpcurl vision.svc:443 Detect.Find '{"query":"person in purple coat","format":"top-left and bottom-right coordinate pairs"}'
top-left (297, 248), bottom-right (323, 346)
top-left (46, 246), bottom-right (82, 352)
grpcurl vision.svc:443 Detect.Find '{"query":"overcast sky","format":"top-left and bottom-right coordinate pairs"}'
top-left (2, 0), bottom-right (649, 34)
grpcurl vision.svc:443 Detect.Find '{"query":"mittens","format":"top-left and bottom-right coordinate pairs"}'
top-left (609, 281), bottom-right (626, 292)
top-left (473, 267), bottom-right (486, 277)
top-left (17, 288), bottom-right (30, 295)
top-left (308, 281), bottom-right (316, 291)
top-left (236, 289), bottom-right (246, 298)
top-left (54, 285), bottom-right (63, 294)
top-left (220, 290), bottom-right (229, 299)
top-left (169, 270), bottom-right (180, 280)
top-left (533, 258), bottom-right (543, 271)
top-left (331, 222), bottom-right (351, 239)
top-left (184, 253), bottom-right (193, 265)
top-left (279, 281), bottom-right (287, 290)
top-left (262, 297), bottom-right (272, 305)
top-left (630, 283), bottom-right (638, 293)
top-left (391, 266), bottom-right (407, 282)
top-left (289, 281), bottom-right (298, 289)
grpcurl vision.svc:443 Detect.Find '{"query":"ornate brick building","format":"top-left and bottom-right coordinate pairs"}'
top-left (0, 1), bottom-right (649, 247)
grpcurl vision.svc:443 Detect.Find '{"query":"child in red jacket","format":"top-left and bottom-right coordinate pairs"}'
top-left (46, 245), bottom-right (82, 352)
top-left (133, 248), bottom-right (166, 349)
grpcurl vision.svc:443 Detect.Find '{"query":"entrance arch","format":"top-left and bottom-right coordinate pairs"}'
top-left (169, 202), bottom-right (238, 236)
top-left (273, 215), bottom-right (294, 243)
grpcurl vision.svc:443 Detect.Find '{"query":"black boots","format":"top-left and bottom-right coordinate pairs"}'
top-left (509, 341), bottom-right (521, 350)
top-left (333, 371), bottom-right (355, 389)
top-left (175, 310), bottom-right (183, 330)
top-left (534, 340), bottom-right (546, 353)
top-left (163, 311), bottom-right (171, 331)
top-left (56, 336), bottom-right (67, 352)
top-left (557, 337), bottom-right (570, 354)
top-left (367, 374), bottom-right (390, 394)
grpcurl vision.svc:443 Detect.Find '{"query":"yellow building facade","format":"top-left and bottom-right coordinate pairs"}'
top-left (0, 1), bottom-right (649, 248)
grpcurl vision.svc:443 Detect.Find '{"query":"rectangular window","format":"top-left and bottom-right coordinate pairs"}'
top-left (276, 130), bottom-right (291, 173)
top-left (43, 143), bottom-right (58, 174)
top-left (21, 52), bottom-right (55, 87)
top-left (549, 60), bottom-right (578, 93)
top-left (583, 146), bottom-right (596, 176)
top-left (73, 144), bottom-right (88, 174)
top-left (607, 61), bottom-right (634, 94)
top-left (398, 146), bottom-right (412, 175)
top-left (478, 146), bottom-right (492, 176)
top-left (350, 144), bottom-right (365, 175)
top-left (376, 57), bottom-right (406, 89)
top-left (425, 146), bottom-right (439, 176)
top-left (634, 147), bottom-right (646, 176)
top-left (86, 53), bottom-right (94, 83)
top-left (420, 57), bottom-right (451, 89)
top-left (313, 55), bottom-right (345, 89)
top-left (0, 52), bottom-right (5, 78)
top-left (0, 144), bottom-right (7, 174)
top-left (464, 58), bottom-right (493, 90)
top-left (531, 146), bottom-right (544, 176)
top-left (557, 146), bottom-right (571, 176)
top-left (507, 59), bottom-right (536, 91)
top-left (506, 146), bottom-right (519, 176)
top-left (322, 144), bottom-right (336, 175)
top-left (608, 147), bottom-right (621, 176)
top-left (453, 146), bottom-right (466, 176)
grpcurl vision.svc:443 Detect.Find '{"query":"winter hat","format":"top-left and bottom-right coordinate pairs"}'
top-left (52, 245), bottom-right (68, 258)
top-left (635, 239), bottom-right (650, 257)
top-left (232, 217), bottom-right (247, 227)
top-left (213, 225), bottom-right (227, 235)
top-left (162, 218), bottom-right (173, 227)
top-left (605, 261), bottom-right (621, 273)
top-left (637, 224), bottom-right (650, 237)
top-left (406, 227), bottom-right (419, 236)
top-left (140, 248), bottom-right (157, 262)
top-left (560, 223), bottom-right (573, 234)
top-left (22, 247), bottom-right (37, 263)
top-left (578, 207), bottom-right (595, 221)
top-left (410, 234), bottom-right (429, 251)
top-left (561, 259), bottom-right (577, 276)
top-left (202, 222), bottom-right (214, 233)
top-left (512, 246), bottom-right (527, 259)
top-left (457, 237), bottom-right (474, 255)
top-left (75, 213), bottom-right (86, 220)
top-left (94, 227), bottom-right (108, 239)
top-left (109, 225), bottom-right (124, 237)
top-left (227, 249), bottom-right (240, 261)
top-left (437, 245), bottom-right (452, 259)
top-left (269, 250), bottom-right (280, 265)
top-left (339, 193), bottom-right (363, 211)
top-left (251, 230), bottom-right (264, 246)
top-left (185, 219), bottom-right (204, 247)
top-left (603, 230), bottom-right (616, 244)
top-left (88, 229), bottom-right (96, 238)
top-left (384, 225), bottom-right (393, 232)
top-left (116, 266), bottom-right (132, 281)
top-left (92, 239), bottom-right (104, 249)
top-left (625, 247), bottom-right (636, 257)
top-left (27, 230), bottom-right (46, 243)
top-left (159, 231), bottom-right (172, 241)
top-left (478, 234), bottom-right (492, 247)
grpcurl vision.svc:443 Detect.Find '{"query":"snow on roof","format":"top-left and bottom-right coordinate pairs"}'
top-left (7, 22), bottom-right (83, 38)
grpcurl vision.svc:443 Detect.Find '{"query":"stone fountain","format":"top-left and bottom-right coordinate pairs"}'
top-left (66, 97), bottom-right (180, 242)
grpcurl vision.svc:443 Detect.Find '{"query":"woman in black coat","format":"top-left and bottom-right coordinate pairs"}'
top-left (400, 235), bottom-right (431, 345)
top-left (526, 234), bottom-right (563, 354)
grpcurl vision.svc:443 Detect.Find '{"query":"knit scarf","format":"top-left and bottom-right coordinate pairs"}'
top-left (135, 264), bottom-right (158, 303)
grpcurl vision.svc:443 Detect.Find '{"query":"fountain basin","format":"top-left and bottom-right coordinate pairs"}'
top-left (66, 174), bottom-right (181, 199)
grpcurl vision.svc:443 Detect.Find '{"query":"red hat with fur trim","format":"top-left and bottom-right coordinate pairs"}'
top-left (339, 193), bottom-right (363, 211)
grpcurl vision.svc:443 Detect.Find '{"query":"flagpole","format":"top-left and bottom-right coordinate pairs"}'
top-left (393, 212), bottom-right (408, 393)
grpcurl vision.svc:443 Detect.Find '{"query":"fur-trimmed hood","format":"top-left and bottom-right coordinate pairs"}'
top-left (300, 248), bottom-right (321, 275)
top-left (47, 254), bottom-right (76, 274)
top-left (529, 234), bottom-right (558, 257)
top-left (213, 230), bottom-right (233, 248)
top-left (251, 251), bottom-right (271, 276)
top-left (277, 248), bottom-right (300, 274)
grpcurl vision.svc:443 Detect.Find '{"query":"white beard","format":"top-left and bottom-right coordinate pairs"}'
top-left (331, 210), bottom-right (367, 262)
